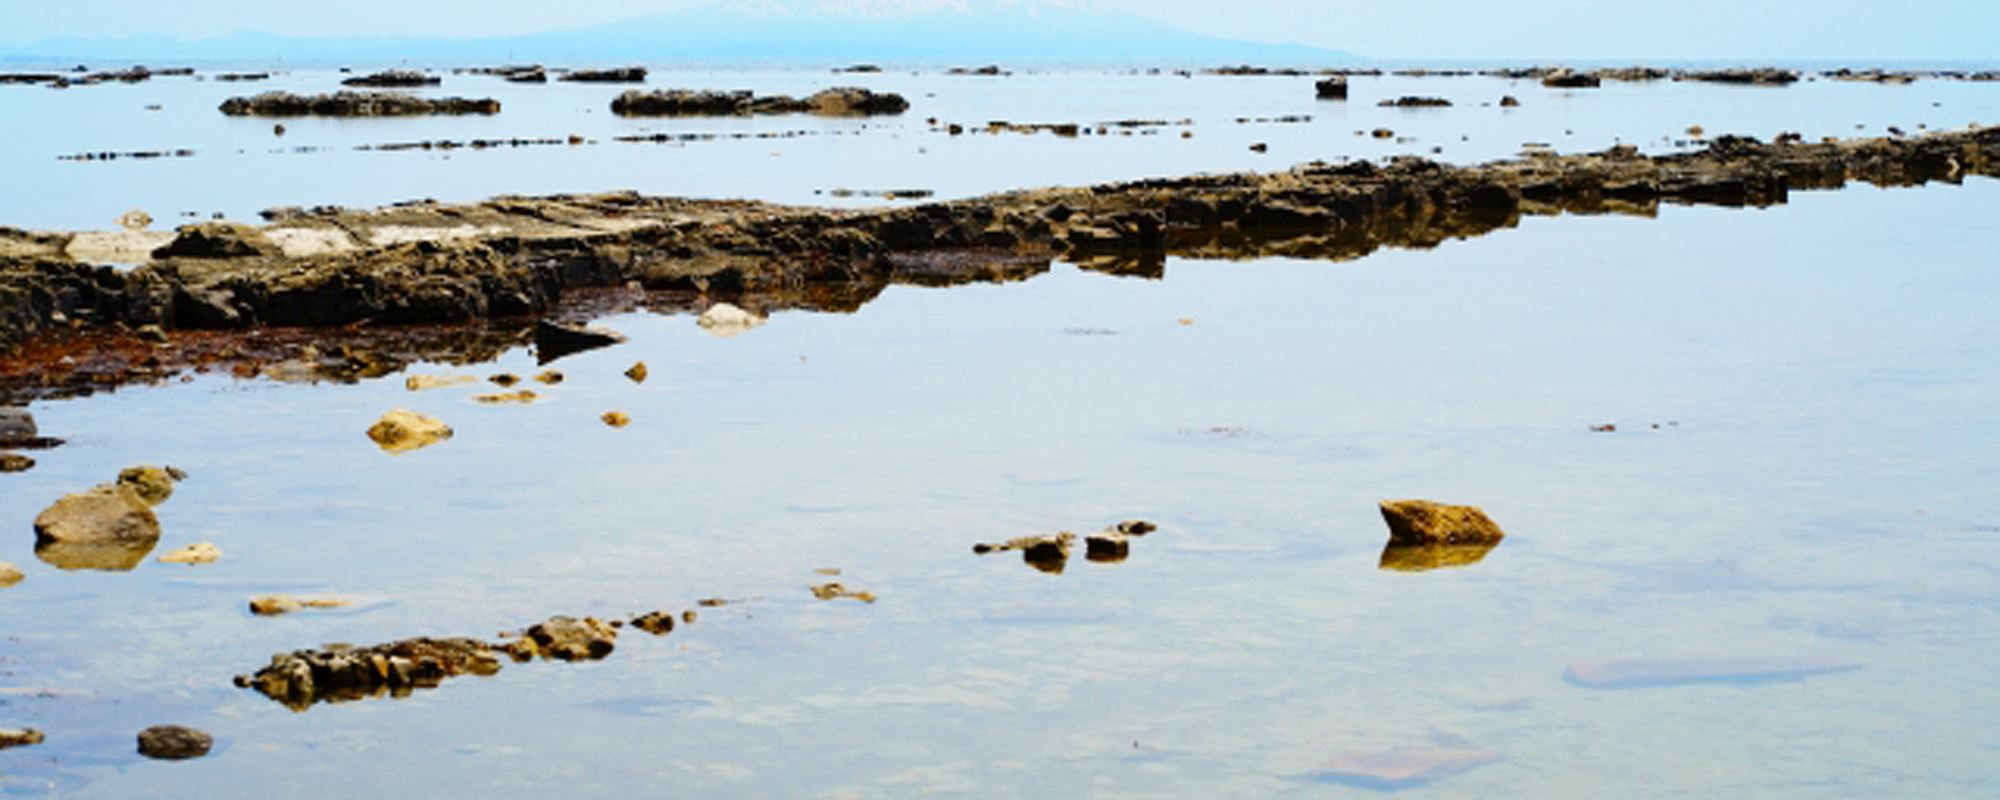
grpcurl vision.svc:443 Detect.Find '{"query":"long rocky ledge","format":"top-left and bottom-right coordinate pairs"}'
top-left (4, 127), bottom-right (1995, 363)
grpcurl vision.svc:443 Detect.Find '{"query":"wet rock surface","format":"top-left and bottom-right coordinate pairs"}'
top-left (33, 480), bottom-right (165, 552)
top-left (116, 465), bottom-right (184, 506)
top-left (1378, 500), bottom-right (1506, 546)
top-left (611, 87), bottom-right (908, 117)
top-left (219, 91), bottom-right (500, 117)
top-left (136, 725), bottom-right (212, 760)
top-left (505, 616), bottom-right (619, 661)
top-left (366, 409), bottom-right (452, 453)
top-left (341, 70), bottom-right (439, 88)
top-left (2, 127), bottom-right (1996, 372)
top-left (0, 728), bottom-right (45, 749)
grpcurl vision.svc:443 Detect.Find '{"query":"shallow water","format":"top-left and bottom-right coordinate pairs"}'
top-left (3, 162), bottom-right (1998, 794)
top-left (3, 68), bottom-right (1999, 229)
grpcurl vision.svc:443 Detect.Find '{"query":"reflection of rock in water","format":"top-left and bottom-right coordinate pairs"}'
top-left (1563, 657), bottom-right (1862, 689)
top-left (1378, 541), bottom-right (1501, 572)
top-left (1309, 747), bottom-right (1503, 790)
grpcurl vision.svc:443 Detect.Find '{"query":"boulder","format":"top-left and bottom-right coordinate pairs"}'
top-left (1377, 500), bottom-right (1505, 546)
top-left (534, 319), bottom-right (626, 363)
top-left (631, 610), bottom-right (677, 635)
top-left (804, 87), bottom-right (909, 116)
top-left (601, 411), bottom-right (631, 428)
top-left (34, 484), bottom-right (161, 546)
top-left (1499, 95), bottom-right (1521, 107)
top-left (1315, 78), bottom-right (1348, 100)
top-left (239, 637), bottom-right (501, 710)
top-left (219, 91), bottom-right (500, 117)
top-left (117, 208), bottom-right (153, 230)
top-left (366, 409), bottom-right (452, 453)
top-left (136, 725), bottom-right (212, 760)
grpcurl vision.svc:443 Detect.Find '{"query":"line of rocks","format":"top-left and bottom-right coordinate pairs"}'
top-left (219, 91), bottom-right (501, 117)
top-left (2, 126), bottom-right (1995, 368)
top-left (609, 87), bottom-right (908, 117)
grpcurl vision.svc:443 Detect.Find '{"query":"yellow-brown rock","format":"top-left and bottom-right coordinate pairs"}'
top-left (366, 409), bottom-right (452, 453)
top-left (1378, 500), bottom-right (1506, 546)
top-left (158, 542), bottom-right (222, 565)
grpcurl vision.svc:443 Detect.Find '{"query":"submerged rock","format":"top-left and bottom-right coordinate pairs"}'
top-left (136, 725), bottom-right (212, 760)
top-left (474, 390), bottom-right (538, 405)
top-left (0, 728), bottom-right (45, 750)
top-left (157, 542), bottom-right (221, 565)
top-left (0, 561), bottom-right (22, 586)
top-left (1564, 657), bottom-right (1861, 689)
top-left (405, 373), bottom-right (476, 391)
top-left (697, 303), bottom-right (765, 337)
top-left (810, 582), bottom-right (878, 603)
top-left (534, 319), bottom-right (625, 363)
top-left (1378, 500), bottom-right (1506, 546)
top-left (249, 595), bottom-right (349, 615)
top-left (365, 409), bottom-right (452, 453)
top-left (1310, 747), bottom-right (1503, 790)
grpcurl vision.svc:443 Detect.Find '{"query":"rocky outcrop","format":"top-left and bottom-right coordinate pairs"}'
top-left (136, 726), bottom-right (212, 760)
top-left (341, 70), bottom-right (439, 88)
top-left (1378, 500), bottom-right (1505, 546)
top-left (1378, 96), bottom-right (1452, 107)
top-left (1682, 68), bottom-right (1799, 86)
top-left (3, 127), bottom-right (1996, 378)
top-left (610, 87), bottom-right (908, 117)
top-left (559, 67), bottom-right (647, 83)
top-left (219, 91), bottom-right (500, 117)
top-left (1541, 69), bottom-right (1600, 88)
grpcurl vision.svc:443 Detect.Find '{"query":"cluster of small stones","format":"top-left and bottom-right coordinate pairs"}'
top-left (236, 609), bottom-right (692, 710)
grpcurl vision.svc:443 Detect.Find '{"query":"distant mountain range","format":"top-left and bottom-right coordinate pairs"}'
top-left (3, 1), bottom-right (1354, 66)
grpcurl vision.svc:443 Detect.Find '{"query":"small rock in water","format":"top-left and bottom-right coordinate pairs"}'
top-left (1500, 95), bottom-right (1521, 107)
top-left (1564, 657), bottom-right (1861, 689)
top-left (624, 362), bottom-right (649, 383)
top-left (533, 370), bottom-right (564, 385)
top-left (1378, 500), bottom-right (1506, 546)
top-left (490, 373), bottom-right (521, 387)
top-left (1309, 747), bottom-right (1502, 790)
top-left (697, 303), bottom-right (766, 338)
top-left (0, 561), bottom-right (22, 587)
top-left (1, 407), bottom-right (37, 440)
top-left (630, 610), bottom-right (677, 635)
top-left (1589, 423), bottom-right (1617, 433)
top-left (507, 616), bottom-right (618, 661)
top-left (249, 595), bottom-right (349, 615)
top-left (116, 465), bottom-right (183, 506)
top-left (405, 374), bottom-right (476, 391)
top-left (117, 208), bottom-right (153, 230)
top-left (601, 411), bottom-right (631, 428)
top-left (474, 390), bottom-right (538, 405)
top-left (366, 409), bottom-right (452, 453)
top-left (34, 482), bottom-right (161, 547)
top-left (136, 725), bottom-right (212, 760)
top-left (810, 582), bottom-right (878, 603)
top-left (157, 542), bottom-right (221, 565)
top-left (1, 728), bottom-right (46, 750)
top-left (0, 452), bottom-right (32, 472)
top-left (1085, 531), bottom-right (1130, 562)
top-left (534, 319), bottom-right (626, 364)
top-left (973, 533), bottom-right (1077, 574)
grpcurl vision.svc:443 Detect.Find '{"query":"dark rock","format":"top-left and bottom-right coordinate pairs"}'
top-left (341, 70), bottom-right (439, 88)
top-left (560, 67), bottom-right (647, 83)
top-left (151, 222), bottom-right (282, 259)
top-left (1499, 95), bottom-right (1521, 107)
top-left (1, 728), bottom-right (46, 750)
top-left (1682, 68), bottom-right (1799, 86)
top-left (1379, 96), bottom-right (1452, 107)
top-left (610, 87), bottom-right (906, 117)
top-left (534, 319), bottom-right (626, 363)
top-left (1541, 69), bottom-right (1601, 88)
top-left (0, 452), bottom-right (32, 473)
top-left (136, 725), bottom-right (212, 760)
top-left (219, 91), bottom-right (500, 117)
top-left (1314, 77), bottom-right (1348, 100)
top-left (973, 533), bottom-right (1076, 574)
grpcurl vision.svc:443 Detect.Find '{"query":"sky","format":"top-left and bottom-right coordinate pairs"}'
top-left (3, 0), bottom-right (1998, 61)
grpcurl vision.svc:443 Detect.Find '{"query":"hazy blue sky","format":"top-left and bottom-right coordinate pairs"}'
top-left (5, 0), bottom-right (1998, 60)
